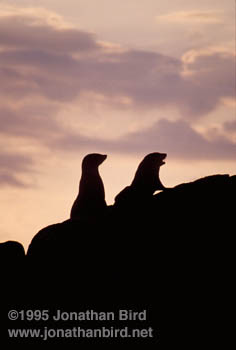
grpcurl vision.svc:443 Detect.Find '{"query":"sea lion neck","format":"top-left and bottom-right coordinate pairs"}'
top-left (82, 164), bottom-right (100, 175)
top-left (131, 161), bottom-right (159, 185)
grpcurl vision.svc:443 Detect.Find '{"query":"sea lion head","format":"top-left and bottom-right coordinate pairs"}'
top-left (82, 153), bottom-right (107, 170)
top-left (142, 152), bottom-right (167, 167)
top-left (131, 152), bottom-right (167, 189)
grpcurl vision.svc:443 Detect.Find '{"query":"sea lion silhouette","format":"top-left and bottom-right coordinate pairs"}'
top-left (114, 152), bottom-right (167, 206)
top-left (70, 153), bottom-right (107, 220)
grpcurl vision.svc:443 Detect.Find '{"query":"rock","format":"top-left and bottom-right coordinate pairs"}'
top-left (0, 240), bottom-right (25, 263)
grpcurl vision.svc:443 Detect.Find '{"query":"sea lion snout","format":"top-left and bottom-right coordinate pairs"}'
top-left (149, 152), bottom-right (167, 166)
top-left (82, 153), bottom-right (107, 168)
top-left (97, 154), bottom-right (107, 165)
top-left (160, 153), bottom-right (167, 165)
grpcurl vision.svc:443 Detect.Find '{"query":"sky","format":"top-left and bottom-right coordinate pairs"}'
top-left (0, 0), bottom-right (235, 249)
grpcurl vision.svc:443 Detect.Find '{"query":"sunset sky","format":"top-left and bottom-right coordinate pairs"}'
top-left (0, 0), bottom-right (235, 249)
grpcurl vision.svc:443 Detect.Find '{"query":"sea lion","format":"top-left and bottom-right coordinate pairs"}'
top-left (70, 153), bottom-right (107, 220)
top-left (114, 152), bottom-right (167, 206)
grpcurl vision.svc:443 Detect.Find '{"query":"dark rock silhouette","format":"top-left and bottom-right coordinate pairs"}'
top-left (0, 241), bottom-right (26, 310)
top-left (70, 153), bottom-right (107, 220)
top-left (114, 152), bottom-right (166, 209)
top-left (2, 153), bottom-right (235, 346)
top-left (0, 240), bottom-right (25, 264)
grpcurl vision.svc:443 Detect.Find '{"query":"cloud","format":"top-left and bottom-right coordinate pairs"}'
top-left (0, 5), bottom-right (73, 29)
top-left (118, 119), bottom-right (236, 160)
top-left (0, 104), bottom-right (61, 138)
top-left (0, 5), bottom-right (99, 52)
top-left (0, 117), bottom-right (235, 188)
top-left (224, 120), bottom-right (236, 134)
top-left (1, 46), bottom-right (234, 116)
top-left (47, 119), bottom-right (236, 161)
top-left (0, 151), bottom-right (35, 187)
top-left (0, 5), bottom-right (235, 189)
top-left (0, 6), bottom-right (234, 115)
top-left (157, 10), bottom-right (224, 24)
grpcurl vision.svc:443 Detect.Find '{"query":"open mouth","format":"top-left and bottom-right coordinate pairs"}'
top-left (160, 153), bottom-right (167, 165)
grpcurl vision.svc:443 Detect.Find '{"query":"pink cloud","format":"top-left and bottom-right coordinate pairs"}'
top-left (0, 8), bottom-right (235, 187)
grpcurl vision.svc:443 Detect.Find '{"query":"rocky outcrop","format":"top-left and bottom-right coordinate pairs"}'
top-left (0, 240), bottom-right (25, 271)
top-left (25, 174), bottom-right (235, 298)
top-left (1, 173), bottom-right (235, 346)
